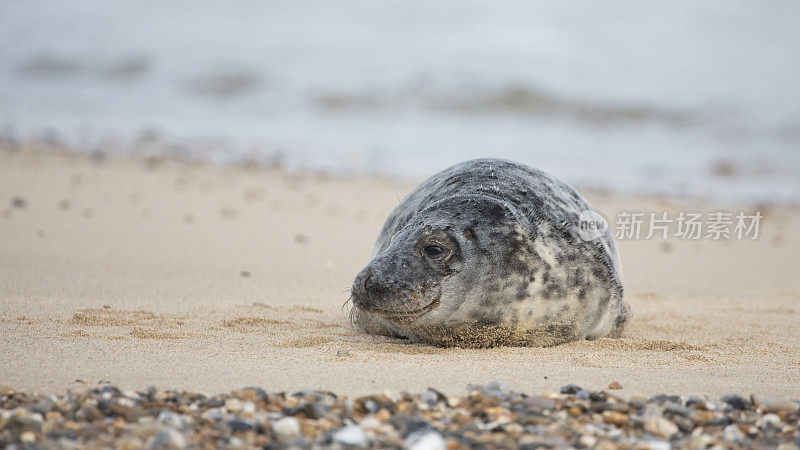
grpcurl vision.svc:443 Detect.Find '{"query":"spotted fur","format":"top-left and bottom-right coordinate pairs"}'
top-left (350, 159), bottom-right (631, 348)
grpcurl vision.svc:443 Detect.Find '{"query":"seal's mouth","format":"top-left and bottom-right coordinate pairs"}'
top-left (368, 298), bottom-right (440, 322)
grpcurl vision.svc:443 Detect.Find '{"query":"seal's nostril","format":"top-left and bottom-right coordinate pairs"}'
top-left (360, 269), bottom-right (373, 292)
top-left (351, 268), bottom-right (373, 309)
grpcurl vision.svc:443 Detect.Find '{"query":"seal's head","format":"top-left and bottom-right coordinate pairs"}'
top-left (350, 195), bottom-right (532, 346)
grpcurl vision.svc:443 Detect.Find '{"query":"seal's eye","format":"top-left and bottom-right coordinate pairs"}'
top-left (423, 244), bottom-right (445, 259)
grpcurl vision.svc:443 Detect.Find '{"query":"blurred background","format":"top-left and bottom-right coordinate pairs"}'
top-left (1, 0), bottom-right (799, 203)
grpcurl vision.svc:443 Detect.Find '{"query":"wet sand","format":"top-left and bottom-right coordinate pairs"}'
top-left (1, 147), bottom-right (799, 399)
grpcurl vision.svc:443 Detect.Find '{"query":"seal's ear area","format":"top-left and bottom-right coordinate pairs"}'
top-left (462, 227), bottom-right (478, 242)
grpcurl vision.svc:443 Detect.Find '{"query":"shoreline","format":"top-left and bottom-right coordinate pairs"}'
top-left (3, 140), bottom-right (798, 209)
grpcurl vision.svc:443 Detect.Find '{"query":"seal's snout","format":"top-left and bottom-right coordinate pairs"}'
top-left (351, 265), bottom-right (396, 312)
top-left (350, 267), bottom-right (372, 310)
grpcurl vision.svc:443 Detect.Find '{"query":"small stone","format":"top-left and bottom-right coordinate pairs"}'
top-left (241, 400), bottom-right (256, 415)
top-left (11, 196), bottom-right (26, 209)
top-left (523, 396), bottom-right (556, 410)
top-left (579, 434), bottom-right (597, 448)
top-left (333, 424), bottom-right (368, 447)
top-left (272, 416), bottom-right (300, 442)
top-left (157, 410), bottom-right (186, 430)
top-left (59, 199), bottom-right (71, 210)
top-left (467, 381), bottom-right (509, 398)
top-left (608, 381), bottom-right (623, 390)
top-left (20, 430), bottom-right (37, 443)
top-left (504, 422), bottom-right (523, 439)
top-left (723, 424), bottom-right (745, 444)
top-left (299, 419), bottom-right (321, 438)
top-left (560, 384), bottom-right (581, 395)
top-left (764, 399), bottom-right (799, 413)
top-left (756, 413), bottom-right (782, 429)
top-left (200, 408), bottom-right (224, 422)
top-left (238, 386), bottom-right (269, 401)
top-left (405, 430), bottom-right (446, 450)
top-left (420, 389), bottom-right (439, 405)
top-left (649, 394), bottom-right (681, 405)
top-left (149, 427), bottom-right (186, 449)
top-left (689, 431), bottom-right (715, 449)
top-left (629, 395), bottom-right (648, 409)
top-left (225, 398), bottom-right (243, 413)
top-left (663, 401), bottom-right (690, 417)
top-left (109, 397), bottom-right (137, 417)
top-left (602, 411), bottom-right (629, 427)
top-left (644, 441), bottom-right (671, 450)
top-left (112, 416), bottom-right (127, 433)
top-left (644, 417), bottom-right (679, 440)
top-left (359, 416), bottom-right (382, 432)
top-left (287, 401), bottom-right (324, 419)
top-left (576, 389), bottom-right (592, 400)
top-left (239, 271), bottom-right (250, 278)
top-left (375, 408), bottom-right (392, 422)
top-left (686, 395), bottom-right (709, 410)
top-left (691, 410), bottom-right (715, 425)
top-left (228, 418), bottom-right (256, 432)
top-left (672, 416), bottom-right (694, 433)
top-left (721, 394), bottom-right (751, 410)
top-left (2, 408), bottom-right (44, 432)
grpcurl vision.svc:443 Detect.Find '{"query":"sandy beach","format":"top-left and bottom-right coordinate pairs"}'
top-left (1, 146), bottom-right (799, 400)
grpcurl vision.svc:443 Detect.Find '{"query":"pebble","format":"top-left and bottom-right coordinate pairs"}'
top-left (644, 416), bottom-right (679, 439)
top-left (224, 398), bottom-right (243, 413)
top-left (723, 424), bottom-right (745, 444)
top-left (764, 399), bottom-right (800, 413)
top-left (404, 430), bottom-right (446, 450)
top-left (0, 384), bottom-right (796, 448)
top-left (721, 393), bottom-right (751, 410)
top-left (19, 431), bottom-right (37, 443)
top-left (663, 401), bottom-right (691, 417)
top-left (109, 397), bottom-right (137, 417)
top-left (419, 389), bottom-right (440, 405)
top-left (228, 418), bottom-right (255, 432)
top-left (468, 381), bottom-right (508, 398)
top-left (608, 381), bottom-right (623, 390)
top-left (579, 434), bottom-right (597, 447)
top-left (559, 384), bottom-right (582, 395)
top-left (523, 395), bottom-right (556, 410)
top-left (602, 411), bottom-right (629, 427)
top-left (149, 427), bottom-right (186, 449)
top-left (333, 424), bottom-right (368, 447)
top-left (756, 413), bottom-right (782, 429)
top-left (157, 410), bottom-right (187, 430)
top-left (272, 416), bottom-right (300, 442)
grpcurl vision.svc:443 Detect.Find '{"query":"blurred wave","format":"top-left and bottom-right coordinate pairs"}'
top-left (315, 84), bottom-right (693, 126)
top-left (1, 0), bottom-right (799, 203)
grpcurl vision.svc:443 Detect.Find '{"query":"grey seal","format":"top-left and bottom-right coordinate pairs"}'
top-left (350, 158), bottom-right (631, 348)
